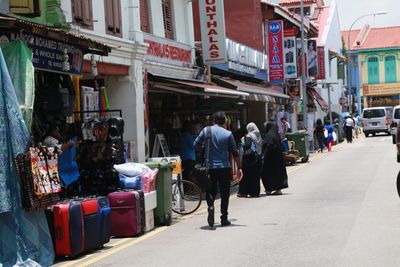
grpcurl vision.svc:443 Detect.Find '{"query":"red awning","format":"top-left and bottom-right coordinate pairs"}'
top-left (307, 87), bottom-right (328, 109)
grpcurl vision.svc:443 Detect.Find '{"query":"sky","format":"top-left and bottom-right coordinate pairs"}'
top-left (270, 0), bottom-right (400, 30)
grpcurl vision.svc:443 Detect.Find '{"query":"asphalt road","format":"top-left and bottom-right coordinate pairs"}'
top-left (55, 135), bottom-right (400, 267)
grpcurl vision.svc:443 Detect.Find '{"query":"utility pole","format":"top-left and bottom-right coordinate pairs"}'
top-left (300, 0), bottom-right (307, 127)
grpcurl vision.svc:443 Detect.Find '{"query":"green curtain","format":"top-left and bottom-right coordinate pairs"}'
top-left (0, 40), bottom-right (35, 132)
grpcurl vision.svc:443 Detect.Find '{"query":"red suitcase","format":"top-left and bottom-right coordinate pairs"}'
top-left (108, 191), bottom-right (143, 237)
top-left (52, 201), bottom-right (84, 257)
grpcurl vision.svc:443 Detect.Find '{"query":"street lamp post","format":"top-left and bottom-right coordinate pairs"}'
top-left (300, 0), bottom-right (307, 127)
top-left (346, 11), bottom-right (387, 114)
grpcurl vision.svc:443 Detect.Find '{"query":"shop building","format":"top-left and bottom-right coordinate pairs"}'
top-left (279, 0), bottom-right (345, 122)
top-left (61, 0), bottom-right (148, 162)
top-left (0, 1), bottom-right (115, 265)
top-left (189, 0), bottom-right (320, 134)
top-left (343, 25), bottom-right (400, 110)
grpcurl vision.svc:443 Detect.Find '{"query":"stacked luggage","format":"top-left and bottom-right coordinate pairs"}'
top-left (46, 189), bottom-right (155, 258)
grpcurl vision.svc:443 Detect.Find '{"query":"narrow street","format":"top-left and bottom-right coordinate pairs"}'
top-left (55, 135), bottom-right (400, 267)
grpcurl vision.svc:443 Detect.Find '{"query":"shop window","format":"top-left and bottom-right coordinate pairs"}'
top-left (71, 0), bottom-right (93, 29)
top-left (162, 0), bottom-right (174, 39)
top-left (104, 0), bottom-right (122, 37)
top-left (140, 0), bottom-right (150, 33)
top-left (10, 0), bottom-right (40, 16)
top-left (385, 55), bottom-right (397, 83)
top-left (368, 57), bottom-right (379, 84)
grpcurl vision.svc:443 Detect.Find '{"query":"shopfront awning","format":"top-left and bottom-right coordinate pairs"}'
top-left (307, 87), bottom-right (329, 110)
top-left (0, 14), bottom-right (111, 56)
top-left (212, 76), bottom-right (290, 103)
top-left (150, 77), bottom-right (250, 98)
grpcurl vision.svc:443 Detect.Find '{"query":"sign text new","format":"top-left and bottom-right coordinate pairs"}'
top-left (268, 20), bottom-right (284, 83)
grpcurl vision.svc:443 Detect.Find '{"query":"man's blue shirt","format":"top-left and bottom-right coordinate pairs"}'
top-left (194, 125), bottom-right (239, 169)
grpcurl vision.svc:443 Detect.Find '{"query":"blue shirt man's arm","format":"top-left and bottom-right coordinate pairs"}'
top-left (193, 128), bottom-right (205, 148)
top-left (228, 133), bottom-right (241, 169)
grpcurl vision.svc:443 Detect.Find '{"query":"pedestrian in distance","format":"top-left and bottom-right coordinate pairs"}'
top-left (194, 112), bottom-right (242, 227)
top-left (344, 115), bottom-right (355, 143)
top-left (314, 118), bottom-right (325, 153)
top-left (324, 121), bottom-right (335, 152)
top-left (261, 122), bottom-right (288, 196)
top-left (180, 121), bottom-right (196, 181)
top-left (237, 123), bottom-right (263, 198)
top-left (278, 117), bottom-right (291, 152)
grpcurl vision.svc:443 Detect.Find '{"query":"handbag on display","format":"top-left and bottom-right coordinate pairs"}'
top-left (29, 146), bottom-right (62, 195)
top-left (192, 126), bottom-right (212, 190)
top-left (15, 153), bottom-right (60, 212)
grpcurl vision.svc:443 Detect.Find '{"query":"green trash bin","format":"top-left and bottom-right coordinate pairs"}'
top-left (144, 162), bottom-right (173, 226)
top-left (286, 130), bottom-right (309, 163)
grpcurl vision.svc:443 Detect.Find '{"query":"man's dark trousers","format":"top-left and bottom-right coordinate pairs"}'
top-left (206, 168), bottom-right (231, 220)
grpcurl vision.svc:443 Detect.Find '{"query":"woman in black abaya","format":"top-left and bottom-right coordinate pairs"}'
top-left (261, 122), bottom-right (288, 195)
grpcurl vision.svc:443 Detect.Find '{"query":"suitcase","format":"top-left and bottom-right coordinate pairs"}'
top-left (52, 201), bottom-right (84, 257)
top-left (80, 198), bottom-right (101, 253)
top-left (137, 190), bottom-right (146, 235)
top-left (97, 196), bottom-right (111, 245)
top-left (107, 191), bottom-right (144, 237)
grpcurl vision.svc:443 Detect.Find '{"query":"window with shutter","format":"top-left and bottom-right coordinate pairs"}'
top-left (368, 57), bottom-right (379, 84)
top-left (104, 0), bottom-right (122, 37)
top-left (10, 0), bottom-right (40, 16)
top-left (71, 0), bottom-right (93, 29)
top-left (162, 0), bottom-right (174, 39)
top-left (140, 0), bottom-right (150, 33)
top-left (385, 55), bottom-right (397, 83)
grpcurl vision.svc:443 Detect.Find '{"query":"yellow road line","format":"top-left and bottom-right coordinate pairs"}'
top-left (78, 227), bottom-right (168, 267)
top-left (58, 238), bottom-right (132, 267)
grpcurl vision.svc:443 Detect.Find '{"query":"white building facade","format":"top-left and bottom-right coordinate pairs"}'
top-left (61, 0), bottom-right (197, 161)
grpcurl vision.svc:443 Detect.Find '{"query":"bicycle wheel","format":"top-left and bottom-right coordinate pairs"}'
top-left (172, 180), bottom-right (202, 215)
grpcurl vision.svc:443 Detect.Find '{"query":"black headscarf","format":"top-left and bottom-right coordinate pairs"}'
top-left (263, 122), bottom-right (281, 148)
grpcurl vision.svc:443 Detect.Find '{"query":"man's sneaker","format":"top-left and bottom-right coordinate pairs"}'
top-left (221, 219), bottom-right (231, 226)
top-left (207, 206), bottom-right (214, 227)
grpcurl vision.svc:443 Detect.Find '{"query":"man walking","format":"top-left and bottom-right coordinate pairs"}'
top-left (344, 115), bottom-right (355, 143)
top-left (194, 112), bottom-right (241, 227)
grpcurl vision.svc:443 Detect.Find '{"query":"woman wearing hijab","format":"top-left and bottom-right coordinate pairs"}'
top-left (314, 118), bottom-right (325, 153)
top-left (237, 123), bottom-right (263, 198)
top-left (261, 122), bottom-right (288, 195)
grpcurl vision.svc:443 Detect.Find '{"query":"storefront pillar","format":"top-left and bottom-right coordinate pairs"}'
top-left (106, 44), bottom-right (148, 162)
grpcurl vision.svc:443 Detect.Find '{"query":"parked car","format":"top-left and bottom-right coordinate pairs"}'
top-left (391, 105), bottom-right (400, 143)
top-left (362, 107), bottom-right (392, 137)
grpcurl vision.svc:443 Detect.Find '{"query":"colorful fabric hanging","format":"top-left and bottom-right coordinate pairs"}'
top-left (0, 47), bottom-right (55, 266)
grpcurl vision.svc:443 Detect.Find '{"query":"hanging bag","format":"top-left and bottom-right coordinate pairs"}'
top-left (192, 126), bottom-right (212, 190)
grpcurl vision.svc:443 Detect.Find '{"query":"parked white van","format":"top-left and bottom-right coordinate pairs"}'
top-left (362, 107), bottom-right (392, 137)
top-left (391, 105), bottom-right (400, 143)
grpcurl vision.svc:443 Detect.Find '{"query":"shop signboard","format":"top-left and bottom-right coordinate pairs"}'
top-left (296, 38), bottom-right (308, 79)
top-left (268, 20), bottom-right (284, 83)
top-left (143, 33), bottom-right (192, 68)
top-left (317, 46), bottom-right (326, 80)
top-left (224, 38), bottom-right (268, 77)
top-left (363, 82), bottom-right (400, 96)
top-left (283, 36), bottom-right (297, 79)
top-left (0, 31), bottom-right (84, 75)
top-left (307, 39), bottom-right (318, 77)
top-left (199, 0), bottom-right (227, 65)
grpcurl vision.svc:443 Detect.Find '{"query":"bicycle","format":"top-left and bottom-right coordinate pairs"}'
top-left (171, 161), bottom-right (202, 215)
